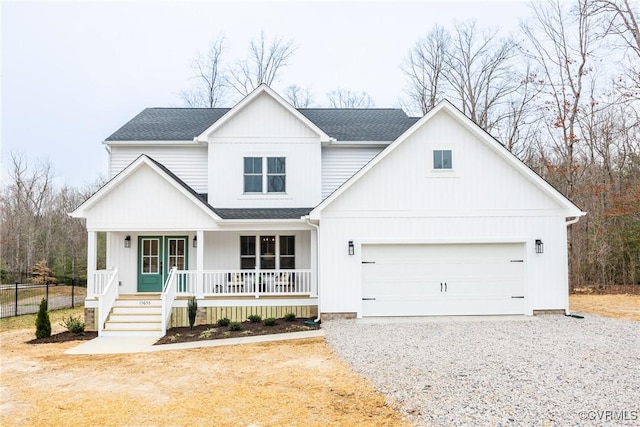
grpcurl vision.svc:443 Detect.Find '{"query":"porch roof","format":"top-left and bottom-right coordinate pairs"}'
top-left (212, 208), bottom-right (313, 220)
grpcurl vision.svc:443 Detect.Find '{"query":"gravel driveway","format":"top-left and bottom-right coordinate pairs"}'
top-left (323, 315), bottom-right (639, 426)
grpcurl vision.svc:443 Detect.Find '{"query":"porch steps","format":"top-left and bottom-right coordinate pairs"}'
top-left (102, 294), bottom-right (164, 337)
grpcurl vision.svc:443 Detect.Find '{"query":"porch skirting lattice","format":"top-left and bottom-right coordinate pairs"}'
top-left (170, 304), bottom-right (318, 327)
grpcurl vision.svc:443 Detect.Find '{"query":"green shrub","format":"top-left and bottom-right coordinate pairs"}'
top-left (59, 315), bottom-right (85, 335)
top-left (247, 314), bottom-right (262, 323)
top-left (35, 298), bottom-right (51, 339)
top-left (217, 317), bottom-right (231, 327)
top-left (263, 317), bottom-right (277, 326)
top-left (187, 297), bottom-right (198, 330)
top-left (284, 312), bottom-right (296, 321)
top-left (199, 328), bottom-right (217, 339)
top-left (229, 321), bottom-right (242, 331)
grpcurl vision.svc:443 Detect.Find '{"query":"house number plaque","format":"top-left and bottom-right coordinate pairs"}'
top-left (139, 300), bottom-right (152, 306)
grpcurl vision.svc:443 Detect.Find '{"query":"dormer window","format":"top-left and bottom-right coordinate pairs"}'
top-left (433, 150), bottom-right (452, 170)
top-left (244, 157), bottom-right (286, 193)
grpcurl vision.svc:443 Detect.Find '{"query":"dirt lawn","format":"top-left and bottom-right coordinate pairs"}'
top-left (569, 293), bottom-right (640, 321)
top-left (0, 326), bottom-right (406, 426)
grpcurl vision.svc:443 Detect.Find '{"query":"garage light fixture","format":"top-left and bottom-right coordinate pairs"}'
top-left (348, 240), bottom-right (355, 256)
top-left (193, 236), bottom-right (197, 248)
top-left (124, 235), bottom-right (131, 248)
top-left (535, 239), bottom-right (544, 254)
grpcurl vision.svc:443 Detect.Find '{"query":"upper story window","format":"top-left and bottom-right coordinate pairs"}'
top-left (433, 150), bottom-right (452, 170)
top-left (244, 157), bottom-right (286, 193)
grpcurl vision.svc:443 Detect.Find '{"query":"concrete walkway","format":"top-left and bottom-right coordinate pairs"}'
top-left (65, 329), bottom-right (325, 355)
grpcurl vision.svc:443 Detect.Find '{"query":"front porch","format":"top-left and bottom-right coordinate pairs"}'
top-left (86, 266), bottom-right (318, 336)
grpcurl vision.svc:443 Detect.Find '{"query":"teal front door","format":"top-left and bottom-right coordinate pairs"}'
top-left (138, 237), bottom-right (163, 292)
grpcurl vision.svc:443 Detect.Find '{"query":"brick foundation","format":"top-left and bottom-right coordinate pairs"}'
top-left (320, 312), bottom-right (357, 321)
top-left (533, 309), bottom-right (567, 315)
top-left (84, 307), bottom-right (96, 331)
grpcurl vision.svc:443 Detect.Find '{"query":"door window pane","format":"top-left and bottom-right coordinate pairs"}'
top-left (142, 238), bottom-right (160, 274)
top-left (260, 236), bottom-right (276, 269)
top-left (168, 238), bottom-right (186, 270)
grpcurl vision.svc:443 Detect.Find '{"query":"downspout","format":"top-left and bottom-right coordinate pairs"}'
top-left (305, 216), bottom-right (321, 323)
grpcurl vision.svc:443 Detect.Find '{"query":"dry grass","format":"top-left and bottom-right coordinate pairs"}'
top-left (569, 294), bottom-right (640, 321)
top-left (0, 317), bottom-right (407, 426)
top-left (0, 306), bottom-right (84, 332)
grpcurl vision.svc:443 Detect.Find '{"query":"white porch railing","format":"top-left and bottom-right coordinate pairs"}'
top-left (93, 269), bottom-right (117, 295)
top-left (96, 268), bottom-right (119, 336)
top-left (161, 267), bottom-right (178, 335)
top-left (174, 269), bottom-right (312, 297)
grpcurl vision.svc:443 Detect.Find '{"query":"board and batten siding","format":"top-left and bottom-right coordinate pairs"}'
top-left (319, 215), bottom-right (569, 317)
top-left (109, 145), bottom-right (208, 194)
top-left (83, 163), bottom-right (216, 231)
top-left (206, 91), bottom-right (322, 208)
top-left (316, 108), bottom-right (574, 317)
top-left (321, 146), bottom-right (384, 199)
top-left (202, 230), bottom-right (312, 270)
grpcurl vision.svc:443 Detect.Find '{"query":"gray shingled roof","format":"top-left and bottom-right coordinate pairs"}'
top-left (213, 208), bottom-right (313, 220)
top-left (106, 107), bottom-right (418, 142)
top-left (299, 109), bottom-right (419, 141)
top-left (107, 108), bottom-right (230, 141)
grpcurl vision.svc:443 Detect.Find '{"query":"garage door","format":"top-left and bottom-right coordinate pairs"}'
top-left (361, 243), bottom-right (525, 316)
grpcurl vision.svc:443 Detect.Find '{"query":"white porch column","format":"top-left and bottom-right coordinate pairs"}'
top-left (196, 230), bottom-right (204, 298)
top-left (310, 228), bottom-right (318, 296)
top-left (87, 230), bottom-right (97, 299)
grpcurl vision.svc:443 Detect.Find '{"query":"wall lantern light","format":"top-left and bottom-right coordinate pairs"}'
top-left (124, 236), bottom-right (131, 248)
top-left (193, 236), bottom-right (197, 248)
top-left (348, 240), bottom-right (355, 256)
top-left (535, 239), bottom-right (544, 254)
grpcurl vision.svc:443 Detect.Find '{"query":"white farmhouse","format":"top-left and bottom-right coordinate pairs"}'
top-left (71, 85), bottom-right (585, 336)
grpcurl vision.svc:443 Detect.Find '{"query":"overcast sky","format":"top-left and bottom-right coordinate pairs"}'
top-left (1, 0), bottom-right (530, 188)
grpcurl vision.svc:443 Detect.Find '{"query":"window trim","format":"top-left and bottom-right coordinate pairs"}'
top-left (243, 156), bottom-right (286, 194)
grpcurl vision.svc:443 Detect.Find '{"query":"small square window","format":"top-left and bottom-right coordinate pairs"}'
top-left (433, 150), bottom-right (452, 169)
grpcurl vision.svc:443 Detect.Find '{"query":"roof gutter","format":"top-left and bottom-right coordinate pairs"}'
top-left (566, 214), bottom-right (586, 226)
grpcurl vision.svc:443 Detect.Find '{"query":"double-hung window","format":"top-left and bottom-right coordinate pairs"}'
top-left (244, 157), bottom-right (286, 193)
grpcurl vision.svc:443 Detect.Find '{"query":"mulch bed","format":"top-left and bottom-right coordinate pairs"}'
top-left (155, 318), bottom-right (318, 345)
top-left (27, 331), bottom-right (98, 344)
top-left (23, 318), bottom-right (319, 345)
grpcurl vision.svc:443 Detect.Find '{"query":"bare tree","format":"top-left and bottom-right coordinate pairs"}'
top-left (180, 35), bottom-right (227, 108)
top-left (327, 88), bottom-right (375, 108)
top-left (284, 85), bottom-right (313, 108)
top-left (594, 0), bottom-right (640, 100)
top-left (521, 0), bottom-right (596, 198)
top-left (1, 152), bottom-right (55, 278)
top-left (401, 25), bottom-right (449, 115)
top-left (228, 31), bottom-right (296, 96)
top-left (444, 20), bottom-right (519, 132)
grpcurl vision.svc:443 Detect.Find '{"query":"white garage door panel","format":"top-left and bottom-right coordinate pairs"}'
top-left (362, 243), bottom-right (525, 316)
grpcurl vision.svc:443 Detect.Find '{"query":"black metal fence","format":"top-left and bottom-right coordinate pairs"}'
top-left (0, 280), bottom-right (87, 319)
